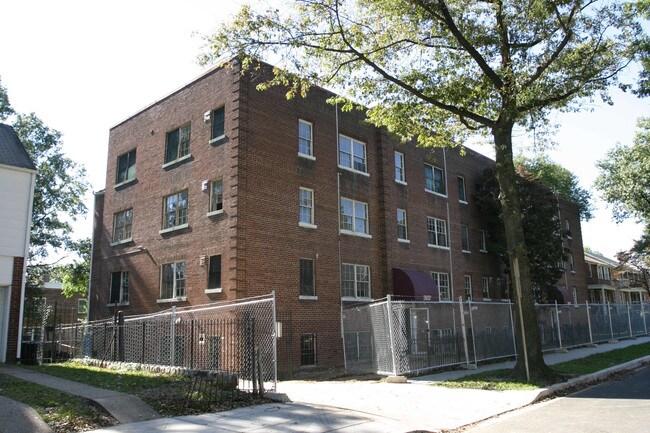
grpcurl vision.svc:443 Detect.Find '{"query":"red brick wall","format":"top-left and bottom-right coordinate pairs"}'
top-left (6, 256), bottom-right (24, 363)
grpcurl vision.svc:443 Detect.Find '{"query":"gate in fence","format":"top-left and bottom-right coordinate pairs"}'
top-left (343, 296), bottom-right (650, 376)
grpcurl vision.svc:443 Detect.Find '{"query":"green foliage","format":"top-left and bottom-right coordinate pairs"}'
top-left (616, 226), bottom-right (650, 295)
top-left (475, 168), bottom-right (565, 302)
top-left (634, 0), bottom-right (650, 97)
top-left (595, 117), bottom-right (650, 223)
top-left (514, 155), bottom-right (593, 220)
top-left (59, 238), bottom-right (92, 298)
top-left (0, 77), bottom-right (13, 120)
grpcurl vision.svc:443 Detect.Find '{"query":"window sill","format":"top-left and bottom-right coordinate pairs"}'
top-left (459, 200), bottom-right (468, 205)
top-left (157, 297), bottom-right (187, 304)
top-left (207, 209), bottom-right (224, 217)
top-left (340, 230), bottom-right (372, 239)
top-left (209, 134), bottom-right (226, 144)
top-left (162, 154), bottom-right (192, 169)
top-left (342, 296), bottom-right (372, 302)
top-left (110, 238), bottom-right (133, 247)
top-left (298, 152), bottom-right (316, 161)
top-left (159, 223), bottom-right (189, 235)
top-left (398, 238), bottom-right (410, 244)
top-left (114, 177), bottom-right (136, 190)
top-left (479, 249), bottom-right (488, 253)
top-left (299, 222), bottom-right (317, 229)
top-left (427, 244), bottom-right (450, 251)
top-left (425, 189), bottom-right (448, 198)
top-left (395, 179), bottom-right (407, 186)
top-left (462, 249), bottom-right (471, 254)
top-left (338, 165), bottom-right (370, 177)
top-left (482, 298), bottom-right (492, 301)
top-left (106, 302), bottom-right (129, 307)
top-left (205, 288), bottom-right (222, 294)
top-left (299, 295), bottom-right (318, 301)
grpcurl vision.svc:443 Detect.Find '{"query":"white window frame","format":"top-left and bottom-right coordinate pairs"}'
top-left (338, 134), bottom-right (368, 175)
top-left (77, 299), bottom-right (87, 314)
top-left (298, 119), bottom-right (314, 159)
top-left (210, 106), bottom-right (226, 143)
top-left (163, 123), bottom-right (191, 167)
top-left (109, 270), bottom-right (129, 306)
top-left (206, 254), bottom-right (222, 293)
top-left (112, 208), bottom-right (133, 245)
top-left (457, 176), bottom-right (467, 203)
top-left (341, 263), bottom-right (371, 300)
top-left (482, 276), bottom-right (490, 299)
top-left (464, 275), bottom-right (472, 300)
top-left (299, 258), bottom-right (317, 299)
top-left (432, 272), bottom-right (450, 301)
top-left (569, 253), bottom-right (575, 273)
top-left (208, 179), bottom-right (223, 215)
top-left (424, 164), bottom-right (446, 196)
top-left (299, 187), bottom-right (316, 228)
top-left (478, 229), bottom-right (487, 252)
top-left (397, 208), bottom-right (409, 242)
top-left (161, 190), bottom-right (189, 232)
top-left (427, 217), bottom-right (449, 249)
top-left (159, 261), bottom-right (187, 301)
top-left (460, 224), bottom-right (470, 252)
top-left (565, 219), bottom-right (572, 239)
top-left (115, 148), bottom-right (136, 187)
top-left (340, 197), bottom-right (371, 238)
top-left (394, 151), bottom-right (406, 184)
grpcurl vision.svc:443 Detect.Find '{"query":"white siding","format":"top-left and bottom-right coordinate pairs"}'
top-left (0, 166), bottom-right (33, 258)
top-left (0, 257), bottom-right (12, 286)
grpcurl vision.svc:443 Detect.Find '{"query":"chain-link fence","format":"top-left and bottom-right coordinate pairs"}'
top-left (27, 294), bottom-right (277, 393)
top-left (344, 297), bottom-right (650, 376)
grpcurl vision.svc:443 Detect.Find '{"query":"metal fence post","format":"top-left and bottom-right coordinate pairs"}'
top-left (627, 302), bottom-right (633, 338)
top-left (141, 321), bottom-right (146, 365)
top-left (608, 302), bottom-right (614, 340)
top-left (586, 301), bottom-right (594, 345)
top-left (272, 290), bottom-right (278, 389)
top-left (468, 298), bottom-right (478, 365)
top-left (554, 301), bottom-right (563, 350)
top-left (386, 295), bottom-right (398, 376)
top-left (458, 297), bottom-right (470, 366)
top-left (508, 301), bottom-right (517, 355)
top-left (118, 311), bottom-right (125, 362)
top-left (643, 302), bottom-right (648, 335)
top-left (170, 306), bottom-right (176, 366)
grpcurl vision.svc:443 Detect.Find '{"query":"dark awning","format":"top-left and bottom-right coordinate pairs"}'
top-left (392, 268), bottom-right (439, 301)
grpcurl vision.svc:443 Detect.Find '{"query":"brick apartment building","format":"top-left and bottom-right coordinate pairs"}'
top-left (89, 59), bottom-right (587, 374)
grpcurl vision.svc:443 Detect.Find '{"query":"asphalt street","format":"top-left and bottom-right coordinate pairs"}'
top-left (465, 365), bottom-right (650, 433)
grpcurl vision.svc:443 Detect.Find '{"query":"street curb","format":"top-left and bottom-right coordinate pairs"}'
top-left (532, 355), bottom-right (650, 403)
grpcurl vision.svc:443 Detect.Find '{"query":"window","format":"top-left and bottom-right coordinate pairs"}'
top-left (77, 299), bottom-right (87, 314)
top-left (458, 176), bottom-right (467, 203)
top-left (210, 106), bottom-right (225, 142)
top-left (341, 264), bottom-right (370, 299)
top-left (397, 208), bottom-right (408, 241)
top-left (597, 265), bottom-right (610, 281)
top-left (116, 149), bottom-right (136, 185)
top-left (424, 164), bottom-right (446, 195)
top-left (165, 124), bottom-right (191, 164)
top-left (460, 225), bottom-right (470, 252)
top-left (432, 272), bottom-right (450, 301)
top-left (464, 275), bottom-right (472, 300)
top-left (112, 209), bottom-right (133, 243)
top-left (478, 229), bottom-right (487, 252)
top-left (298, 119), bottom-right (313, 157)
top-left (110, 271), bottom-right (129, 304)
top-left (161, 261), bottom-right (186, 299)
top-left (565, 219), bottom-right (572, 239)
top-left (162, 190), bottom-right (188, 229)
top-left (300, 259), bottom-right (315, 297)
top-left (300, 333), bottom-right (316, 366)
top-left (394, 151), bottom-right (405, 183)
top-left (340, 197), bottom-right (369, 236)
top-left (339, 134), bottom-right (367, 173)
top-left (569, 253), bottom-right (575, 273)
top-left (299, 188), bottom-right (315, 227)
top-left (209, 180), bottom-right (223, 214)
top-left (208, 255), bottom-right (221, 290)
top-left (482, 276), bottom-right (490, 299)
top-left (427, 217), bottom-right (448, 248)
top-left (588, 264), bottom-right (593, 278)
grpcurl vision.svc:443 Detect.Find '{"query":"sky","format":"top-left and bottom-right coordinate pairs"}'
top-left (1, 0), bottom-right (648, 261)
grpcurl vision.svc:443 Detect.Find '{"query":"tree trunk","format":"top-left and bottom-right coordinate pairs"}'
top-left (492, 121), bottom-right (554, 381)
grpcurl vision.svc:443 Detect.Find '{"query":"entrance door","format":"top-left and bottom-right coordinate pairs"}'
top-left (0, 287), bottom-right (7, 363)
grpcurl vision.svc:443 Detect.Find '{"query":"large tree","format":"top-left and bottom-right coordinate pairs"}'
top-left (204, 0), bottom-right (643, 380)
top-left (514, 155), bottom-right (593, 220)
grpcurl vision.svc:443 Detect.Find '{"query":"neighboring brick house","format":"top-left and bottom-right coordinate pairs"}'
top-left (0, 123), bottom-right (36, 363)
top-left (89, 59), bottom-right (588, 374)
top-left (585, 251), bottom-right (648, 304)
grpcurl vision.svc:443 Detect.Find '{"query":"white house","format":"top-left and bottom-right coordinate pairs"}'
top-left (0, 123), bottom-right (36, 363)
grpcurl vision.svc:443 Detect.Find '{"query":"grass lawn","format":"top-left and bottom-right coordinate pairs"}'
top-left (438, 342), bottom-right (650, 391)
top-left (0, 374), bottom-right (116, 433)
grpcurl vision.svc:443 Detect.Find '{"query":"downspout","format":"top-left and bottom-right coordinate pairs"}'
top-left (336, 102), bottom-right (347, 368)
top-left (17, 170), bottom-right (36, 361)
top-left (86, 192), bottom-right (97, 322)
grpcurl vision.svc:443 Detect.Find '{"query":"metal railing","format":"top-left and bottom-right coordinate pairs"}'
top-left (343, 297), bottom-right (650, 376)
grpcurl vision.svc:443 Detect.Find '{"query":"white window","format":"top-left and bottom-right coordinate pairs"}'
top-left (427, 217), bottom-right (448, 248)
top-left (597, 266), bottom-right (610, 280)
top-left (424, 164), bottom-right (446, 195)
top-left (569, 253), bottom-right (575, 273)
top-left (161, 261), bottom-right (186, 299)
top-left (394, 151), bottom-right (405, 183)
top-left (300, 259), bottom-right (315, 297)
top-left (464, 275), bottom-right (472, 300)
top-left (478, 229), bottom-right (487, 252)
top-left (341, 264), bottom-right (370, 299)
top-left (298, 119), bottom-right (313, 158)
top-left (565, 219), bottom-right (572, 238)
top-left (77, 299), bottom-right (87, 314)
top-left (397, 208), bottom-right (408, 241)
top-left (458, 176), bottom-right (467, 203)
top-left (209, 179), bottom-right (223, 214)
top-left (210, 106), bottom-right (225, 142)
top-left (112, 209), bottom-right (133, 243)
top-left (588, 264), bottom-right (593, 278)
top-left (116, 149), bottom-right (136, 185)
top-left (461, 225), bottom-right (470, 252)
top-left (339, 134), bottom-right (367, 174)
top-left (432, 272), bottom-right (450, 301)
top-left (162, 190), bottom-right (188, 230)
top-left (299, 187), bottom-right (315, 227)
top-left (110, 271), bottom-right (129, 304)
top-left (482, 276), bottom-right (490, 299)
top-left (340, 197), bottom-right (369, 236)
top-left (165, 123), bottom-right (191, 164)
